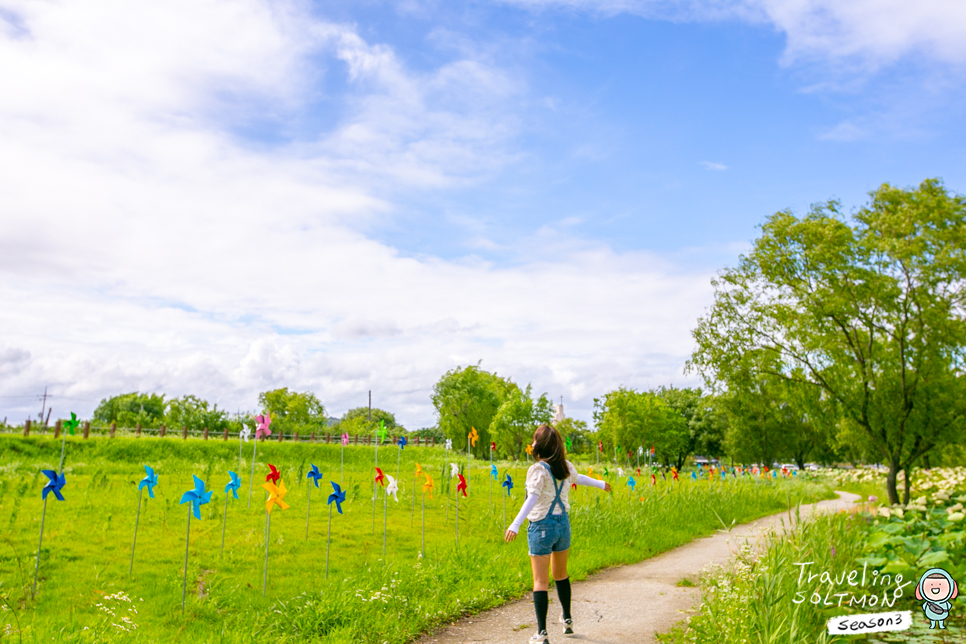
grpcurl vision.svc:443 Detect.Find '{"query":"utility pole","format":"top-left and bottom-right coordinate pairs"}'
top-left (368, 391), bottom-right (371, 421)
top-left (39, 387), bottom-right (48, 425)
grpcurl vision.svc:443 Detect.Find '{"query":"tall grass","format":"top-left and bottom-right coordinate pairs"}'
top-left (0, 436), bottom-right (833, 643)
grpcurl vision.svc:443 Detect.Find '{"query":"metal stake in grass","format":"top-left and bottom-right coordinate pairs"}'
top-left (411, 463), bottom-right (422, 527)
top-left (130, 466), bottom-right (158, 575)
top-left (249, 414), bottom-right (272, 508)
top-left (32, 470), bottom-right (66, 599)
top-left (222, 471), bottom-right (241, 557)
top-left (179, 476), bottom-right (212, 613)
top-left (262, 478), bottom-right (290, 596)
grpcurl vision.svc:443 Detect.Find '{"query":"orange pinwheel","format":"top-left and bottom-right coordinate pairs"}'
top-left (374, 467), bottom-right (386, 487)
top-left (266, 463), bottom-right (280, 484)
top-left (456, 473), bottom-right (467, 497)
top-left (468, 427), bottom-right (479, 447)
top-left (525, 444), bottom-right (534, 456)
top-left (414, 463), bottom-right (423, 478)
top-left (263, 480), bottom-right (290, 514)
top-left (422, 473), bottom-right (434, 498)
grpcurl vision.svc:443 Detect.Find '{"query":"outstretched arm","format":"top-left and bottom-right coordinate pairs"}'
top-left (575, 474), bottom-right (605, 489)
top-left (506, 494), bottom-right (539, 541)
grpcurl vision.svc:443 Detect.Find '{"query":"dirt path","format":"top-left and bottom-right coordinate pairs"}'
top-left (416, 491), bottom-right (861, 644)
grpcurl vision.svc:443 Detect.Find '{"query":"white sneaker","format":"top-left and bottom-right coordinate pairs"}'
top-left (529, 630), bottom-right (549, 644)
top-left (560, 616), bottom-right (574, 635)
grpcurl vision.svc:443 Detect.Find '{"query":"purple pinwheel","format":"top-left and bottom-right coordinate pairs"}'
top-left (41, 470), bottom-right (66, 501)
top-left (139, 465), bottom-right (158, 499)
top-left (325, 481), bottom-right (346, 579)
top-left (180, 475), bottom-right (213, 520)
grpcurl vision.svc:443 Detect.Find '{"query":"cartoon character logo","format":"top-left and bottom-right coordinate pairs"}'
top-left (915, 568), bottom-right (959, 629)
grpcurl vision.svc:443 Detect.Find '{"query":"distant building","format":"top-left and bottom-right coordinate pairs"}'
top-left (553, 402), bottom-right (565, 424)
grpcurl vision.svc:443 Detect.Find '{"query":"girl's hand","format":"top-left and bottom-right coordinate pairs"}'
top-left (504, 529), bottom-right (518, 543)
top-left (603, 482), bottom-right (612, 493)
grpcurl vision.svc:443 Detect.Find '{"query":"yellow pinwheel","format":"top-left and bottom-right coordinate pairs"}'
top-left (525, 444), bottom-right (534, 456)
top-left (586, 466), bottom-right (594, 476)
top-left (263, 480), bottom-right (290, 514)
top-left (468, 427), bottom-right (479, 447)
top-left (422, 473), bottom-right (434, 498)
top-left (414, 463), bottom-right (423, 478)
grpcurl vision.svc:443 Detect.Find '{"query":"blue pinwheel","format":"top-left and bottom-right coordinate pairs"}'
top-left (307, 464), bottom-right (323, 488)
top-left (328, 481), bottom-right (346, 514)
top-left (491, 463), bottom-right (498, 480)
top-left (398, 436), bottom-right (408, 450)
top-left (325, 481), bottom-right (347, 579)
top-left (502, 473), bottom-right (513, 496)
top-left (139, 465), bottom-right (158, 499)
top-left (627, 476), bottom-right (636, 492)
top-left (180, 475), bottom-right (213, 520)
top-left (691, 471), bottom-right (697, 481)
top-left (41, 470), bottom-right (66, 501)
top-left (225, 471), bottom-right (241, 499)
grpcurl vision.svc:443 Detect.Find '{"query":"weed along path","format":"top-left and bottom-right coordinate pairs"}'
top-left (416, 491), bottom-right (861, 644)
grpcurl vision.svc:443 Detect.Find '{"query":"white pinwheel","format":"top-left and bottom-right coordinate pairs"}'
top-left (240, 426), bottom-right (252, 442)
top-left (445, 438), bottom-right (453, 450)
top-left (637, 446), bottom-right (644, 456)
top-left (450, 463), bottom-right (459, 478)
top-left (618, 467), bottom-right (625, 477)
top-left (386, 474), bottom-right (399, 501)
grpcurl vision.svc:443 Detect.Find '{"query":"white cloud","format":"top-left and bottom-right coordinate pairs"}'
top-left (700, 161), bottom-right (728, 171)
top-left (0, 0), bottom-right (713, 429)
top-left (497, 0), bottom-right (966, 68)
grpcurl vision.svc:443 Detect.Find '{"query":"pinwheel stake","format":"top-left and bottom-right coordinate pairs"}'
top-left (411, 463), bottom-right (422, 527)
top-left (446, 462), bottom-right (458, 522)
top-left (489, 462), bottom-right (497, 512)
top-left (130, 465), bottom-right (158, 575)
top-left (238, 424), bottom-right (250, 475)
top-left (325, 481), bottom-right (346, 579)
top-left (372, 421), bottom-right (383, 535)
top-left (222, 471), bottom-right (241, 557)
top-left (396, 435), bottom-right (407, 480)
top-left (59, 412), bottom-right (79, 472)
top-left (421, 474), bottom-right (433, 558)
top-left (502, 473), bottom-right (513, 531)
top-left (306, 464), bottom-right (322, 540)
top-left (383, 474), bottom-right (399, 560)
top-left (248, 414), bottom-right (271, 509)
top-left (32, 469), bottom-right (66, 599)
top-left (180, 476), bottom-right (213, 612)
top-left (262, 478), bottom-right (289, 596)
top-left (455, 473), bottom-right (467, 547)
top-left (340, 432), bottom-right (348, 483)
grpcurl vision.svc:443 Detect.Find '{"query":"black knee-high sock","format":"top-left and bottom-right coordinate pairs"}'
top-left (533, 590), bottom-right (549, 633)
top-left (555, 577), bottom-right (572, 620)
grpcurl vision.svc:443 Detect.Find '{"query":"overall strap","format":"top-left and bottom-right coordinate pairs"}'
top-left (539, 461), bottom-right (566, 516)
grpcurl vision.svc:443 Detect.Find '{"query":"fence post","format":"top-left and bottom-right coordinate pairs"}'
top-left (160, 424), bottom-right (166, 438)
top-left (278, 428), bottom-right (283, 442)
top-left (431, 436), bottom-right (435, 447)
top-left (136, 423), bottom-right (142, 438)
top-left (324, 433), bottom-right (330, 444)
top-left (110, 422), bottom-right (116, 439)
top-left (83, 422), bottom-right (90, 439)
top-left (54, 419), bottom-right (61, 439)
top-left (354, 434), bottom-right (359, 445)
top-left (223, 427), bottom-right (229, 441)
top-left (182, 426), bottom-right (187, 440)
top-left (294, 431), bottom-right (299, 442)
top-left (203, 427), bottom-right (209, 440)
top-left (24, 419), bottom-right (30, 437)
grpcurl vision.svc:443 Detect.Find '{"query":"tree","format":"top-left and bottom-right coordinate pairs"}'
top-left (690, 179), bottom-right (966, 505)
top-left (93, 392), bottom-right (165, 428)
top-left (654, 386), bottom-right (727, 469)
top-left (257, 388), bottom-right (327, 435)
top-left (489, 383), bottom-right (553, 459)
top-left (431, 364), bottom-right (509, 458)
top-left (165, 395), bottom-right (229, 432)
top-left (336, 407), bottom-right (401, 440)
top-left (593, 388), bottom-right (688, 467)
top-left (555, 417), bottom-right (591, 455)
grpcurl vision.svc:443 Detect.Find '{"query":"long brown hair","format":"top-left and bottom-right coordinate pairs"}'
top-left (532, 424), bottom-right (568, 480)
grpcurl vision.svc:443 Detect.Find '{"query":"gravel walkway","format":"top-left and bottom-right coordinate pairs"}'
top-left (416, 491), bottom-right (861, 644)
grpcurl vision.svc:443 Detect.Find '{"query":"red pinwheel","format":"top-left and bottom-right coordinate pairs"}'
top-left (651, 474), bottom-right (656, 486)
top-left (570, 482), bottom-right (577, 490)
top-left (490, 441), bottom-right (496, 451)
top-left (636, 468), bottom-right (641, 476)
top-left (374, 466), bottom-right (386, 487)
top-left (597, 441), bottom-right (603, 453)
top-left (456, 473), bottom-right (467, 497)
top-left (266, 463), bottom-right (280, 484)
top-left (672, 469), bottom-right (679, 481)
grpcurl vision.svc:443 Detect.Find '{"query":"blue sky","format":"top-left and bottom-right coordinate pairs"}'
top-left (1, 0), bottom-right (965, 428)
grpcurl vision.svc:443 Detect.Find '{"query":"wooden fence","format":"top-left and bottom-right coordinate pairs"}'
top-left (7, 418), bottom-right (436, 446)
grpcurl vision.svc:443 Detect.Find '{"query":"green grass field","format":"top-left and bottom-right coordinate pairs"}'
top-left (0, 435), bottom-right (834, 643)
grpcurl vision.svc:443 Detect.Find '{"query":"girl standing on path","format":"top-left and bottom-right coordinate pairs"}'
top-left (505, 424), bottom-right (612, 644)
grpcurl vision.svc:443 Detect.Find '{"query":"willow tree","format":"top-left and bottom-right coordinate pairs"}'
top-left (689, 179), bottom-right (966, 505)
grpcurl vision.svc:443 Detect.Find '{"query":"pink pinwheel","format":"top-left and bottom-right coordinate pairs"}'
top-left (341, 432), bottom-right (349, 446)
top-left (255, 414), bottom-right (272, 440)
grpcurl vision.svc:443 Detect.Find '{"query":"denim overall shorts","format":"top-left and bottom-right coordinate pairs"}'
top-left (527, 462), bottom-right (572, 556)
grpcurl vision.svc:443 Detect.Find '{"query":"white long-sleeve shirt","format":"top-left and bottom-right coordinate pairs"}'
top-left (507, 461), bottom-right (605, 533)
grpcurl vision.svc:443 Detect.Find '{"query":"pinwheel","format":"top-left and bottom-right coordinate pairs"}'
top-left (340, 432), bottom-right (348, 482)
top-left (636, 467), bottom-right (642, 477)
top-left (59, 412), bottom-right (79, 472)
top-left (386, 474), bottom-right (399, 501)
top-left (455, 473), bottom-right (469, 546)
top-left (672, 468), bottom-right (679, 482)
top-left (325, 481), bottom-right (346, 579)
top-left (32, 470), bottom-right (67, 598)
top-left (525, 443), bottom-right (533, 462)
top-left (457, 474), bottom-right (468, 498)
top-left (502, 473), bottom-right (513, 529)
top-left (399, 436), bottom-right (408, 450)
top-left (266, 463), bottom-right (281, 484)
top-left (179, 476), bottom-right (213, 611)
top-left (490, 441), bottom-right (496, 452)
top-left (586, 466), bottom-right (594, 476)
top-left (374, 466), bottom-right (386, 487)
top-left (262, 479), bottom-right (289, 595)
top-left (445, 438), bottom-right (453, 450)
top-left (130, 465), bottom-right (158, 575)
top-left (238, 424), bottom-right (250, 474)
top-left (395, 434), bottom-right (406, 480)
top-left (377, 419), bottom-right (388, 444)
top-left (421, 473), bottom-right (434, 556)
top-left (341, 432), bottom-right (349, 445)
top-left (468, 427), bottom-right (479, 447)
top-left (381, 474), bottom-right (399, 559)
top-left (627, 476), bottom-right (636, 492)
top-left (617, 467), bottom-right (624, 478)
top-left (248, 413), bottom-right (271, 509)
top-left (565, 435), bottom-right (572, 451)
top-left (240, 425), bottom-right (252, 442)
top-left (411, 463), bottom-right (423, 526)
top-left (691, 471), bottom-right (697, 481)
top-left (604, 467), bottom-right (610, 476)
top-left (221, 471), bottom-right (241, 557)
top-left (450, 462), bottom-right (459, 478)
top-left (651, 474), bottom-right (657, 486)
top-left (305, 464), bottom-right (323, 540)
top-left (490, 463), bottom-right (498, 480)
